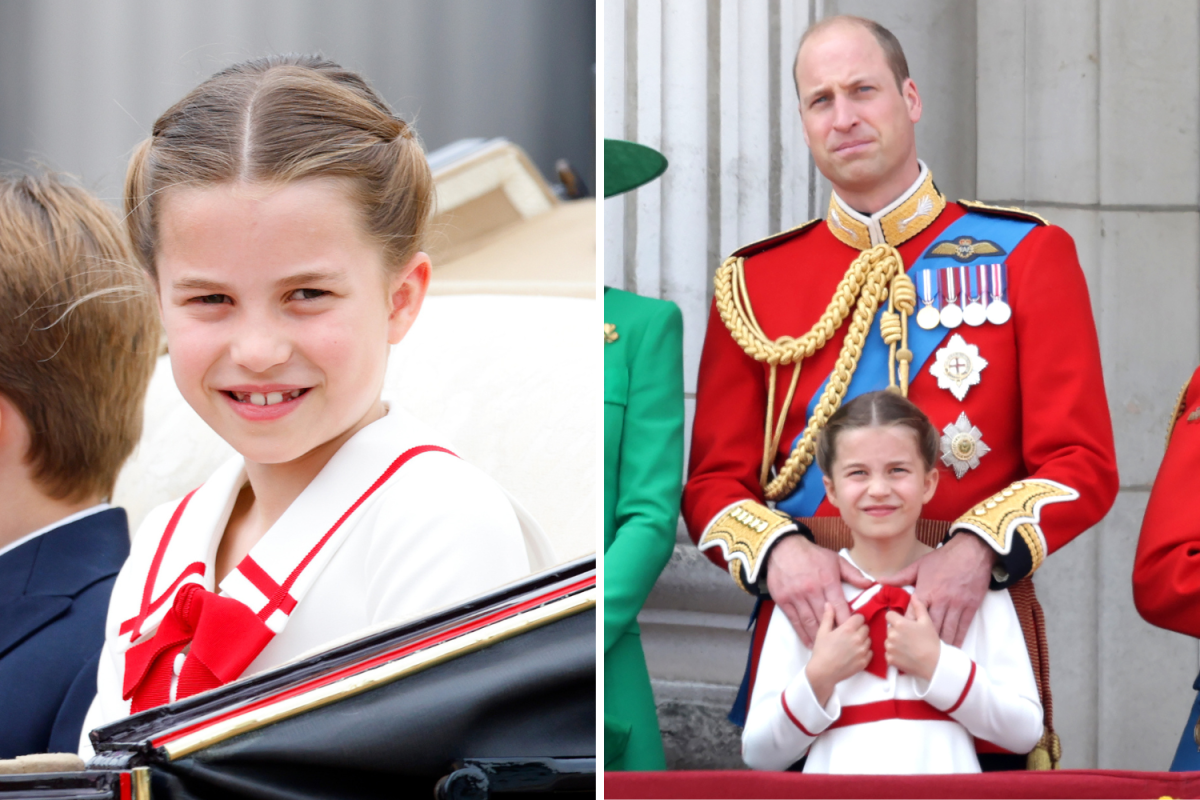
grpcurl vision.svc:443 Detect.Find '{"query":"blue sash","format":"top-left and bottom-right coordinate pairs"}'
top-left (774, 212), bottom-right (1037, 518)
top-left (729, 210), bottom-right (1037, 728)
top-left (1169, 670), bottom-right (1200, 770)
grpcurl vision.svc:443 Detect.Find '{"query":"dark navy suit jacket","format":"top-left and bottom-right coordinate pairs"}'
top-left (0, 507), bottom-right (129, 757)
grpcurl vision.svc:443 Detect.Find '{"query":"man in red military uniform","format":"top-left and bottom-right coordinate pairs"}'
top-left (682, 14), bottom-right (1118, 767)
top-left (1133, 369), bottom-right (1200, 770)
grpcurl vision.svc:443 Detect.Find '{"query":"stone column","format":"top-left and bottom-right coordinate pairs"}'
top-left (977, 0), bottom-right (1200, 770)
top-left (605, 0), bottom-right (819, 769)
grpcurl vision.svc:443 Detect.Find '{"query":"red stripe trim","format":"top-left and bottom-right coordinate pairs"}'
top-left (118, 562), bottom-right (206, 636)
top-left (120, 489), bottom-right (200, 639)
top-left (780, 692), bottom-right (816, 736)
top-left (828, 699), bottom-right (953, 730)
top-left (258, 445), bottom-right (457, 620)
top-left (974, 737), bottom-right (1016, 754)
top-left (946, 660), bottom-right (977, 714)
top-left (152, 574), bottom-right (593, 749)
top-left (238, 556), bottom-right (297, 616)
top-left (118, 771), bottom-right (131, 799)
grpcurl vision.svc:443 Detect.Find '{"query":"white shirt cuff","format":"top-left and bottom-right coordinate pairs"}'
top-left (912, 640), bottom-right (975, 712)
top-left (782, 667), bottom-right (841, 736)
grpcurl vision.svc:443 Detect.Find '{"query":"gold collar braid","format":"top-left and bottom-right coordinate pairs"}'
top-left (714, 244), bottom-right (915, 500)
top-left (826, 167), bottom-right (946, 250)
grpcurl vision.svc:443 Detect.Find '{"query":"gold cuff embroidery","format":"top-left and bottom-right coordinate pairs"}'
top-left (730, 561), bottom-right (750, 594)
top-left (698, 500), bottom-right (796, 587)
top-left (953, 479), bottom-right (1079, 573)
top-left (1015, 522), bottom-right (1046, 573)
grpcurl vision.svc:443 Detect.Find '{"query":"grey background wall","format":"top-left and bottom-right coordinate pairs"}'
top-left (606, 0), bottom-right (1200, 771)
top-left (0, 0), bottom-right (596, 205)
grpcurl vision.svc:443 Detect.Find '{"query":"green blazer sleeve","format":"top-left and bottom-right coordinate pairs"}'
top-left (604, 289), bottom-right (684, 655)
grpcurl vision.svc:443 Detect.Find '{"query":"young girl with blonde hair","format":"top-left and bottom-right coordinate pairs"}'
top-left (82, 55), bottom-right (551, 745)
top-left (742, 390), bottom-right (1042, 773)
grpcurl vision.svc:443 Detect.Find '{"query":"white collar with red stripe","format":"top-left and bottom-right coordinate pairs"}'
top-left (114, 401), bottom-right (548, 654)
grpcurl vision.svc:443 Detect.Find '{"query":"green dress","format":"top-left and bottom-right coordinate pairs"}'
top-left (604, 287), bottom-right (683, 771)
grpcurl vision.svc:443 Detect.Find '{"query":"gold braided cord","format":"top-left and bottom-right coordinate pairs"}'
top-left (767, 362), bottom-right (804, 482)
top-left (716, 250), bottom-right (872, 367)
top-left (890, 274), bottom-right (917, 392)
top-left (720, 250), bottom-right (864, 486)
top-left (759, 365), bottom-right (777, 485)
top-left (880, 308), bottom-right (901, 392)
top-left (734, 253), bottom-right (771, 345)
top-left (714, 244), bottom-right (908, 500)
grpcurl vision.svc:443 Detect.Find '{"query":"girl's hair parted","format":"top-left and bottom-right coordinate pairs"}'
top-left (125, 54), bottom-right (434, 280)
top-left (816, 390), bottom-right (940, 476)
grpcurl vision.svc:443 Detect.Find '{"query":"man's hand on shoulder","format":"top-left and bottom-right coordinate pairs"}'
top-left (766, 535), bottom-right (873, 648)
top-left (880, 532), bottom-right (996, 647)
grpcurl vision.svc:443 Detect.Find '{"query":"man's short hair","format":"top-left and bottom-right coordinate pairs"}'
top-left (794, 15), bottom-right (911, 96)
top-left (0, 173), bottom-right (159, 502)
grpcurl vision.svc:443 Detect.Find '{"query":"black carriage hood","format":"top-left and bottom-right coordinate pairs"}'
top-left (86, 557), bottom-right (596, 799)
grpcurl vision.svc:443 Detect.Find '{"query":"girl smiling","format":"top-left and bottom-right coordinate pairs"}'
top-left (741, 391), bottom-right (1042, 773)
top-left (81, 55), bottom-right (551, 744)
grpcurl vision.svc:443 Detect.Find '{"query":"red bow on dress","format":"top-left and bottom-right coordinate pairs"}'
top-left (122, 583), bottom-right (274, 713)
top-left (854, 584), bottom-right (912, 678)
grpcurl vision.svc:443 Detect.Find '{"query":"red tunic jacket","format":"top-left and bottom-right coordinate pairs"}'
top-left (1134, 366), bottom-right (1200, 635)
top-left (684, 194), bottom-right (1118, 590)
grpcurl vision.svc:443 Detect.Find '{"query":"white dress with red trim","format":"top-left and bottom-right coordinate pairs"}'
top-left (741, 551), bottom-right (1043, 774)
top-left (81, 400), bottom-right (551, 755)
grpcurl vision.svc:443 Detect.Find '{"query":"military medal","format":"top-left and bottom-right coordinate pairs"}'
top-left (939, 268), bottom-right (963, 329)
top-left (940, 412), bottom-right (991, 479)
top-left (930, 333), bottom-right (987, 401)
top-left (963, 265), bottom-right (987, 327)
top-left (986, 263), bottom-right (1011, 325)
top-left (916, 269), bottom-right (941, 330)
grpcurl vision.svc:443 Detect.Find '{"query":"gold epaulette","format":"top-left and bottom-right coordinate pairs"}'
top-left (728, 218), bottom-right (822, 260)
top-left (952, 479), bottom-right (1079, 574)
top-left (698, 500), bottom-right (797, 592)
top-left (959, 199), bottom-right (1049, 226)
top-left (1167, 374), bottom-right (1193, 446)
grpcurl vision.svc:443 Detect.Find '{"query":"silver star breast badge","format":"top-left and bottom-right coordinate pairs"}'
top-left (930, 333), bottom-right (987, 402)
top-left (941, 412), bottom-right (991, 479)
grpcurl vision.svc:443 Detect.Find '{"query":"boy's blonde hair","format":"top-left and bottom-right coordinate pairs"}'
top-left (0, 173), bottom-right (159, 502)
top-left (816, 390), bottom-right (939, 476)
top-left (125, 54), bottom-right (434, 279)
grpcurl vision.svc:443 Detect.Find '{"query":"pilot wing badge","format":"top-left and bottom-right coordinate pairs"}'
top-left (929, 236), bottom-right (1007, 263)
